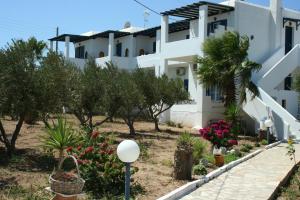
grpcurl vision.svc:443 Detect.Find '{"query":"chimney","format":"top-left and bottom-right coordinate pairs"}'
top-left (270, 0), bottom-right (282, 49)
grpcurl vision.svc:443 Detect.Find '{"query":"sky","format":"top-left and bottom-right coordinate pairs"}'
top-left (0, 0), bottom-right (299, 53)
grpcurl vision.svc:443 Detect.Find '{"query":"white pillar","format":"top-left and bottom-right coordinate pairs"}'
top-left (156, 29), bottom-right (161, 54)
top-left (270, 0), bottom-right (282, 49)
top-left (199, 5), bottom-right (208, 45)
top-left (108, 33), bottom-right (114, 59)
top-left (189, 20), bottom-right (198, 38)
top-left (50, 41), bottom-right (54, 51)
top-left (128, 35), bottom-right (136, 57)
top-left (64, 36), bottom-right (70, 58)
top-left (161, 15), bottom-right (169, 46)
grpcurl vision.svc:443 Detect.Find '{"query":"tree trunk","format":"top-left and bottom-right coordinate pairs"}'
top-left (9, 115), bottom-right (25, 155)
top-left (128, 122), bottom-right (136, 135)
top-left (224, 78), bottom-right (236, 108)
top-left (154, 118), bottom-right (161, 132)
top-left (174, 148), bottom-right (193, 180)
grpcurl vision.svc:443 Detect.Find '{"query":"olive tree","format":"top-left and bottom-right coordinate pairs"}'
top-left (134, 69), bottom-right (190, 131)
top-left (0, 38), bottom-right (46, 156)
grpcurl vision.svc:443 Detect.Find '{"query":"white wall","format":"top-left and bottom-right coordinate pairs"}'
top-left (235, 1), bottom-right (274, 63)
top-left (74, 38), bottom-right (109, 58)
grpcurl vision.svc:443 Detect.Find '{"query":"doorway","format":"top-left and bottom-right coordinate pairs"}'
top-left (285, 26), bottom-right (293, 54)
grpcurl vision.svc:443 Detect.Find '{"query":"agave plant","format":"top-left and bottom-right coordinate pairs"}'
top-left (42, 117), bottom-right (79, 167)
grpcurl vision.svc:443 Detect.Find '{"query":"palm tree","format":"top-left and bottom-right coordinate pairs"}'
top-left (196, 31), bottom-right (261, 108)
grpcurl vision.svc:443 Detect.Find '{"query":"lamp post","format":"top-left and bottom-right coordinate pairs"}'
top-left (117, 140), bottom-right (140, 200)
top-left (264, 119), bottom-right (273, 144)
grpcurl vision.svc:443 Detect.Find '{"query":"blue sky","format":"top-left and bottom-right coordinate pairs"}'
top-left (0, 0), bottom-right (299, 53)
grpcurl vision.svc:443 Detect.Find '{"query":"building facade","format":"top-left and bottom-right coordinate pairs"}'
top-left (50, 0), bottom-right (300, 140)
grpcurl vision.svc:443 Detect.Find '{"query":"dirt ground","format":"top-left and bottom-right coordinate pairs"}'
top-left (0, 116), bottom-right (191, 200)
top-left (0, 116), bottom-right (263, 200)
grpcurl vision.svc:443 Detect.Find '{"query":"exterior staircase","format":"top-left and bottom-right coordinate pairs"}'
top-left (243, 44), bottom-right (300, 140)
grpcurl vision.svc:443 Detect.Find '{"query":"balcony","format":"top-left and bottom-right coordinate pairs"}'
top-left (136, 54), bottom-right (159, 68)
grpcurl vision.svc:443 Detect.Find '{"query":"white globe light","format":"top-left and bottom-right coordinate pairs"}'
top-left (117, 140), bottom-right (140, 163)
top-left (264, 119), bottom-right (273, 128)
top-left (260, 120), bottom-right (267, 130)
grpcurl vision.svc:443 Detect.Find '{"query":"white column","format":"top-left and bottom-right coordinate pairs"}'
top-left (129, 35), bottom-right (136, 57)
top-left (108, 33), bottom-right (114, 59)
top-left (161, 15), bottom-right (169, 47)
top-left (199, 5), bottom-right (208, 44)
top-left (270, 0), bottom-right (282, 49)
top-left (64, 36), bottom-right (70, 58)
top-left (156, 29), bottom-right (161, 54)
top-left (189, 20), bottom-right (198, 38)
top-left (50, 41), bottom-right (54, 51)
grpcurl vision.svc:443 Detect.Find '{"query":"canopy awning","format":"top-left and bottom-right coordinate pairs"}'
top-left (133, 20), bottom-right (190, 37)
top-left (283, 17), bottom-right (300, 30)
top-left (161, 1), bottom-right (234, 19)
top-left (49, 34), bottom-right (89, 43)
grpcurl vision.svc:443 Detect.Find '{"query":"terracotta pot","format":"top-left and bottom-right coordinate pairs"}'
top-left (214, 154), bottom-right (224, 167)
top-left (53, 194), bottom-right (77, 200)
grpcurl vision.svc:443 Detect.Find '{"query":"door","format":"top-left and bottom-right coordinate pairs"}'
top-left (285, 26), bottom-right (293, 54)
top-left (116, 43), bottom-right (122, 57)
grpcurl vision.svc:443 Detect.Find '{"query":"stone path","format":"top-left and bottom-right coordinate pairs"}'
top-left (180, 143), bottom-right (300, 200)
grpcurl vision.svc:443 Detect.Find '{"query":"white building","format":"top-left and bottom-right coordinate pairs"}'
top-left (50, 0), bottom-right (300, 140)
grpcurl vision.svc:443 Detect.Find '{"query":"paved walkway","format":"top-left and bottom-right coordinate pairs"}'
top-left (180, 143), bottom-right (300, 200)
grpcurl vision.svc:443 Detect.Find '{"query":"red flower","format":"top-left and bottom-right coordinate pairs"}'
top-left (228, 140), bottom-right (238, 146)
top-left (85, 146), bottom-right (94, 153)
top-left (77, 145), bottom-right (82, 151)
top-left (91, 130), bottom-right (100, 139)
top-left (66, 146), bottom-right (73, 152)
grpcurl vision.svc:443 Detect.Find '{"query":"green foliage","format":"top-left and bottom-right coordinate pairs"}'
top-left (286, 138), bottom-right (296, 164)
top-left (116, 69), bottom-right (144, 135)
top-left (42, 117), bottom-right (79, 165)
top-left (193, 163), bottom-right (207, 175)
top-left (0, 37), bottom-right (47, 155)
top-left (67, 130), bottom-right (137, 198)
top-left (196, 31), bottom-right (261, 107)
top-left (192, 139), bottom-right (207, 162)
top-left (67, 59), bottom-right (108, 130)
top-left (260, 139), bottom-right (268, 145)
top-left (240, 144), bottom-right (252, 153)
top-left (166, 121), bottom-right (177, 127)
top-left (224, 153), bottom-right (240, 164)
top-left (177, 132), bottom-right (194, 150)
top-left (133, 69), bottom-right (189, 131)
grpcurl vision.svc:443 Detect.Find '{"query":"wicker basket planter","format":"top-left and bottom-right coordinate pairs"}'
top-left (49, 155), bottom-right (85, 195)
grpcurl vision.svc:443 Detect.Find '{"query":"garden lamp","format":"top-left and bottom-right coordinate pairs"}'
top-left (117, 140), bottom-right (140, 200)
top-left (264, 119), bottom-right (273, 144)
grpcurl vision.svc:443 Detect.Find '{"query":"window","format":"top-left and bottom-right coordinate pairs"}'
top-left (207, 19), bottom-right (227, 36)
top-left (139, 49), bottom-right (145, 56)
top-left (282, 99), bottom-right (287, 109)
top-left (184, 79), bottom-right (189, 92)
top-left (208, 85), bottom-right (223, 102)
top-left (75, 46), bottom-right (85, 58)
top-left (99, 51), bottom-right (105, 58)
top-left (284, 74), bottom-right (292, 90)
top-left (153, 42), bottom-right (156, 53)
top-left (186, 35), bottom-right (190, 39)
top-left (125, 48), bottom-right (129, 57)
top-left (116, 42), bottom-right (122, 57)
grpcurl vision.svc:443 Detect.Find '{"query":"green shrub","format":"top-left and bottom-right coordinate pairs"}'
top-left (166, 121), bottom-right (177, 127)
top-left (240, 146), bottom-right (250, 153)
top-left (67, 130), bottom-right (136, 198)
top-left (261, 139), bottom-right (268, 145)
top-left (243, 144), bottom-right (253, 150)
top-left (177, 123), bottom-right (183, 128)
top-left (224, 153), bottom-right (240, 164)
top-left (192, 139), bottom-right (207, 162)
top-left (203, 154), bottom-right (215, 164)
top-left (193, 163), bottom-right (207, 175)
top-left (254, 143), bottom-right (261, 147)
top-left (177, 132), bottom-right (193, 150)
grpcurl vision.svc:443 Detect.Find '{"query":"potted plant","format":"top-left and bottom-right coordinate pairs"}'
top-left (199, 120), bottom-right (238, 167)
top-left (174, 132), bottom-right (193, 180)
top-left (43, 117), bottom-right (84, 199)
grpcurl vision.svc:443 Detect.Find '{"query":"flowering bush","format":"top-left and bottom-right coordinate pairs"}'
top-left (67, 130), bottom-right (135, 198)
top-left (199, 120), bottom-right (238, 148)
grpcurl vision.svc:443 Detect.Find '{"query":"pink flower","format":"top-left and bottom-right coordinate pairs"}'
top-left (66, 146), bottom-right (73, 152)
top-left (77, 145), bottom-right (82, 151)
top-left (91, 130), bottom-right (100, 139)
top-left (85, 146), bottom-right (94, 153)
top-left (228, 140), bottom-right (238, 146)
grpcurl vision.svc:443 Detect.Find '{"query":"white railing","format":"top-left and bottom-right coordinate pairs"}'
top-left (136, 54), bottom-right (159, 68)
top-left (68, 58), bottom-right (87, 69)
top-left (164, 38), bottom-right (202, 59)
